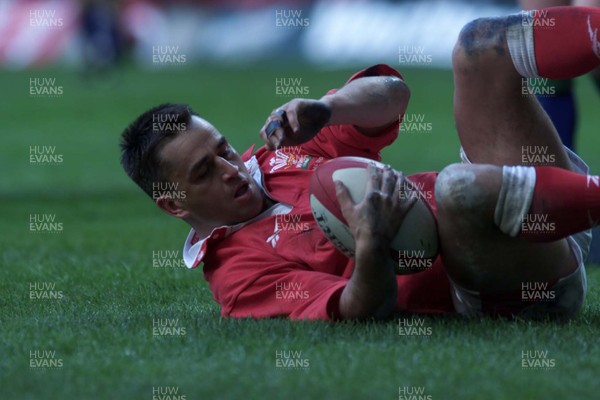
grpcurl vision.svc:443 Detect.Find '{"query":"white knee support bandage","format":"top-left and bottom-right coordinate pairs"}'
top-left (507, 11), bottom-right (540, 78)
top-left (494, 165), bottom-right (537, 237)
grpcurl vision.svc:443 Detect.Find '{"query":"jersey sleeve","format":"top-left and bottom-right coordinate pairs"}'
top-left (205, 252), bottom-right (348, 321)
top-left (228, 268), bottom-right (347, 320)
top-left (300, 64), bottom-right (404, 161)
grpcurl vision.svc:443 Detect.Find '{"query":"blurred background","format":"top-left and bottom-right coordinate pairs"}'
top-left (0, 0), bottom-right (518, 70)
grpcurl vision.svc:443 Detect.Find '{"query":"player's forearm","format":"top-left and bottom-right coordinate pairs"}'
top-left (338, 238), bottom-right (398, 319)
top-left (320, 76), bottom-right (409, 134)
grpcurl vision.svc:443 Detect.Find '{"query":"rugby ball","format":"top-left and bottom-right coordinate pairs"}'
top-left (309, 157), bottom-right (438, 271)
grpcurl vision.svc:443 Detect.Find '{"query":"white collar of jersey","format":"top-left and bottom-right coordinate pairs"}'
top-left (183, 155), bottom-right (292, 269)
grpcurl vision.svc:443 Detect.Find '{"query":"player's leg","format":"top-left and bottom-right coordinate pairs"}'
top-left (435, 161), bottom-right (598, 318)
top-left (434, 163), bottom-right (568, 291)
top-left (452, 6), bottom-right (600, 167)
top-left (519, 0), bottom-right (577, 149)
top-left (435, 161), bottom-right (600, 286)
top-left (437, 8), bottom-right (600, 316)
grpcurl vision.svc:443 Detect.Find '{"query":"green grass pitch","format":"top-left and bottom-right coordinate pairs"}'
top-left (1, 64), bottom-right (600, 399)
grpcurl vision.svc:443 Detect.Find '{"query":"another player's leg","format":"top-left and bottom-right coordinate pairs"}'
top-left (437, 7), bottom-right (600, 317)
top-left (453, 6), bottom-right (600, 166)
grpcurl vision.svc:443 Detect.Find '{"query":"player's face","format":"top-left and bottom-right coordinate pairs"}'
top-left (159, 116), bottom-right (265, 227)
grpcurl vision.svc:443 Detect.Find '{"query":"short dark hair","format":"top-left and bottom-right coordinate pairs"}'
top-left (120, 103), bottom-right (198, 198)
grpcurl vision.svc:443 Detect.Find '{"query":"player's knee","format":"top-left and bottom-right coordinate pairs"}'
top-left (453, 17), bottom-right (508, 70)
top-left (435, 163), bottom-right (491, 215)
top-left (435, 164), bottom-right (478, 213)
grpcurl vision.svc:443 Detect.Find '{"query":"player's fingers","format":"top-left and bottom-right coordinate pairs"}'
top-left (261, 111), bottom-right (287, 149)
top-left (365, 163), bottom-right (383, 195)
top-left (260, 126), bottom-right (277, 150)
top-left (259, 125), bottom-right (272, 149)
top-left (270, 127), bottom-right (285, 149)
top-left (286, 106), bottom-right (300, 133)
top-left (335, 180), bottom-right (357, 223)
top-left (381, 165), bottom-right (397, 197)
top-left (395, 171), bottom-right (410, 202)
top-left (259, 116), bottom-right (274, 146)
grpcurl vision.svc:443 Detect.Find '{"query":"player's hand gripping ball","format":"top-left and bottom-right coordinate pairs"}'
top-left (309, 157), bottom-right (438, 273)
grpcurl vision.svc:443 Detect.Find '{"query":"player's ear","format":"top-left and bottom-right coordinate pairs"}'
top-left (156, 196), bottom-right (189, 219)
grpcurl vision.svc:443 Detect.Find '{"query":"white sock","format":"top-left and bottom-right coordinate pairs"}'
top-left (506, 11), bottom-right (540, 78)
top-left (494, 165), bottom-right (537, 237)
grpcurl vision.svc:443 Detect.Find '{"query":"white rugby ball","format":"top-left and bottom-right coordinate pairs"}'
top-left (309, 156), bottom-right (438, 269)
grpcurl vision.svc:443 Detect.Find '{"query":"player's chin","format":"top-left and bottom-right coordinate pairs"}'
top-left (232, 185), bottom-right (264, 220)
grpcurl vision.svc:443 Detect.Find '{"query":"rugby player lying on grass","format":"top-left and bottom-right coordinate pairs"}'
top-left (121, 7), bottom-right (600, 320)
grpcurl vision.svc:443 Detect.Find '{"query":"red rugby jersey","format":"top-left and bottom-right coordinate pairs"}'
top-left (183, 64), bottom-right (454, 320)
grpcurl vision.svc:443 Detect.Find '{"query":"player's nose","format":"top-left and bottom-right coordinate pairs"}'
top-left (218, 156), bottom-right (241, 180)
